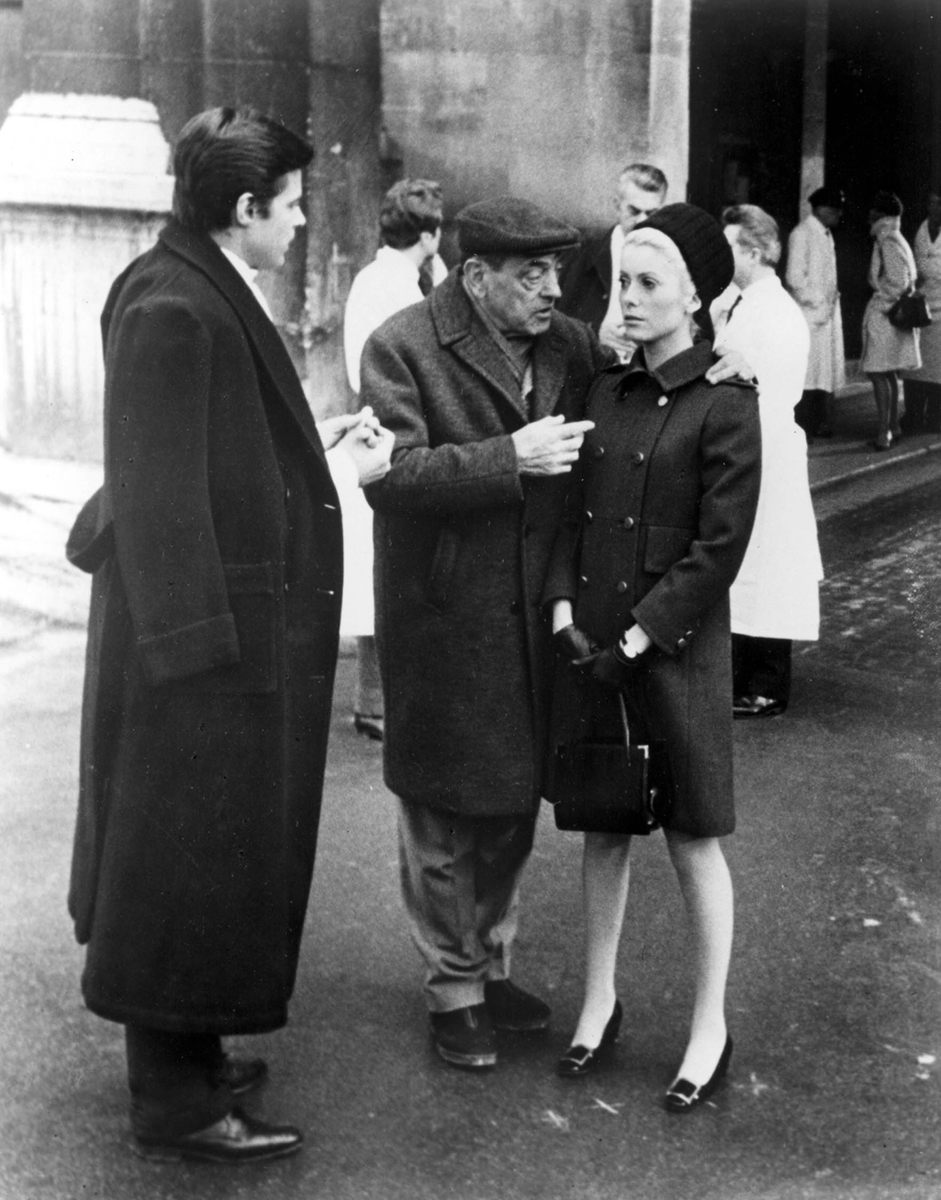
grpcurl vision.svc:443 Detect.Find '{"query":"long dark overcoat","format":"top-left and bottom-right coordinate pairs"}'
top-left (544, 342), bottom-right (761, 836)
top-left (360, 271), bottom-right (610, 817)
top-left (67, 221), bottom-right (343, 1035)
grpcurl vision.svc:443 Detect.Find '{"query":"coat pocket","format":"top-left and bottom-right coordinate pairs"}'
top-left (642, 525), bottom-right (695, 576)
top-left (188, 562), bottom-right (279, 694)
top-left (426, 526), bottom-right (460, 610)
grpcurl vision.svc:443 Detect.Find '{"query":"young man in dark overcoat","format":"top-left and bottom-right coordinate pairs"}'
top-left (66, 107), bottom-right (391, 1164)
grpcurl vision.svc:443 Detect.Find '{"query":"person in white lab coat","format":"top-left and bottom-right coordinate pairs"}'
top-left (785, 186), bottom-right (846, 441)
top-left (715, 205), bottom-right (823, 717)
top-left (339, 179), bottom-right (447, 739)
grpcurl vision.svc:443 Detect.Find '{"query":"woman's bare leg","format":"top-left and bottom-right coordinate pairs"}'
top-left (664, 830), bottom-right (733, 1085)
top-left (568, 831), bottom-right (633, 1048)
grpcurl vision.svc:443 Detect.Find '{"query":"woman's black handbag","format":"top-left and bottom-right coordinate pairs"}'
top-left (548, 692), bottom-right (672, 836)
top-left (888, 290), bottom-right (932, 330)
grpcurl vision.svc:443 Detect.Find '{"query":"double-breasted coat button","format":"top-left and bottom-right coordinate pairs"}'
top-left (510, 600), bottom-right (522, 615)
top-left (592, 445), bottom-right (605, 459)
top-left (622, 516), bottom-right (635, 529)
top-left (676, 636), bottom-right (688, 649)
top-left (616, 581), bottom-right (628, 594)
top-left (657, 395), bottom-right (669, 407)
top-left (584, 509), bottom-right (593, 523)
top-left (631, 451), bottom-right (645, 464)
top-left (579, 574), bottom-right (589, 585)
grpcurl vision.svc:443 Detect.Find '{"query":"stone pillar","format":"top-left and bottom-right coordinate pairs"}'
top-left (0, 95), bottom-right (173, 460)
top-left (302, 0), bottom-right (384, 418)
top-left (799, 0), bottom-right (828, 218)
top-left (380, 0), bottom-right (690, 228)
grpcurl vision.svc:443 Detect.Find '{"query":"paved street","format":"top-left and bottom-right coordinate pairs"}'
top-left (0, 460), bottom-right (939, 1200)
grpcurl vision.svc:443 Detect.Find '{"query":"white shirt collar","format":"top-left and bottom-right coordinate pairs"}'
top-left (219, 246), bottom-right (274, 321)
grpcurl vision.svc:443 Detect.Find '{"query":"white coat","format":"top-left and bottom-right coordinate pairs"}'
top-left (333, 246), bottom-right (447, 636)
top-left (903, 219), bottom-right (941, 384)
top-left (860, 216), bottom-right (921, 375)
top-left (713, 274), bottom-right (823, 640)
top-left (786, 214), bottom-right (846, 393)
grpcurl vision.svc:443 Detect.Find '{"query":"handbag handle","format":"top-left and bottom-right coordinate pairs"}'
top-left (617, 692), bottom-right (631, 747)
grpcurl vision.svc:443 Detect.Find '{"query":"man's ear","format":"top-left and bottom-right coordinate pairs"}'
top-left (686, 291), bottom-right (702, 315)
top-left (462, 257), bottom-right (487, 296)
top-left (233, 192), bottom-right (256, 228)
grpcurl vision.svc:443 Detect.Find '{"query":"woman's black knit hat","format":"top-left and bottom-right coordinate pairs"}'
top-left (633, 203), bottom-right (734, 313)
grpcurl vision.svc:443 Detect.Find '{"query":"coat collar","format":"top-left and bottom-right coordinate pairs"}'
top-left (610, 339), bottom-right (718, 395)
top-left (157, 221), bottom-right (326, 463)
top-left (430, 270), bottom-right (573, 424)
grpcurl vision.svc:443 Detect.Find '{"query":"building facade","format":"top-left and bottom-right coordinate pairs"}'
top-left (0, 0), bottom-right (936, 456)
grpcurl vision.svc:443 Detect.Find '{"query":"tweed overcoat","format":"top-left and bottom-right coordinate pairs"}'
top-left (360, 270), bottom-right (610, 817)
top-left (67, 221), bottom-right (343, 1035)
top-left (543, 342), bottom-right (761, 836)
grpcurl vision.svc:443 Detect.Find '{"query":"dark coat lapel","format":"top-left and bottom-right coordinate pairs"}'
top-left (531, 322), bottom-right (571, 419)
top-left (158, 222), bottom-right (326, 465)
top-left (431, 273), bottom-right (573, 426)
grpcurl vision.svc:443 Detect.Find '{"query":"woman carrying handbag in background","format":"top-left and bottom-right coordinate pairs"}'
top-left (544, 205), bottom-right (761, 1112)
top-left (860, 190), bottom-right (922, 451)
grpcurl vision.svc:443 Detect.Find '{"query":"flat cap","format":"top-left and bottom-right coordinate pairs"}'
top-left (455, 196), bottom-right (580, 258)
top-left (808, 185), bottom-right (846, 208)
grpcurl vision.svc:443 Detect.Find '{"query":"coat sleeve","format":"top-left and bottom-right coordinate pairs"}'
top-left (632, 388), bottom-right (761, 655)
top-left (360, 328), bottom-right (524, 516)
top-left (107, 298), bottom-right (239, 685)
top-left (876, 235), bottom-right (916, 310)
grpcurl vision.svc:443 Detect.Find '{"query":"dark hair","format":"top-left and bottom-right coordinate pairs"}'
top-left (172, 107), bottom-right (314, 234)
top-left (722, 203), bottom-right (782, 266)
top-left (870, 190), bottom-right (903, 219)
top-left (619, 163), bottom-right (668, 196)
top-left (379, 179), bottom-right (443, 249)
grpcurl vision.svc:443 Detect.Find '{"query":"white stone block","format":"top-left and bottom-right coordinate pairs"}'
top-left (0, 93), bottom-right (174, 212)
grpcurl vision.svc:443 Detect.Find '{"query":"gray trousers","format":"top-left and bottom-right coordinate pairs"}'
top-left (397, 797), bottom-right (537, 1013)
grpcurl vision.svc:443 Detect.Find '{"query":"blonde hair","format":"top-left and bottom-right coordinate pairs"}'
top-left (621, 227), bottom-right (701, 340)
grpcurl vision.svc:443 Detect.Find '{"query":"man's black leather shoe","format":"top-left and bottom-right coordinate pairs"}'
top-left (214, 1054), bottom-right (268, 1096)
top-left (430, 1004), bottom-right (497, 1069)
top-left (484, 979), bottom-right (551, 1032)
top-left (133, 1107), bottom-right (303, 1164)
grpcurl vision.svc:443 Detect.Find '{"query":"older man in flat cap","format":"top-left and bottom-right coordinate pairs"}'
top-left (359, 197), bottom-right (606, 1070)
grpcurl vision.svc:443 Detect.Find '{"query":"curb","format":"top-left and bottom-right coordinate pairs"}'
top-left (810, 438), bottom-right (941, 494)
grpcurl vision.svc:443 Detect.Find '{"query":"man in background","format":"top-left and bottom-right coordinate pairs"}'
top-left (785, 185), bottom-right (846, 440)
top-left (558, 162), bottom-right (667, 359)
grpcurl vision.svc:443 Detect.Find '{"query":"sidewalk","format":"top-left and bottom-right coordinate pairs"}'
top-left (807, 376), bottom-right (941, 494)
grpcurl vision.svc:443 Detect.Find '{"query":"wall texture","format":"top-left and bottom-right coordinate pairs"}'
top-left (380, 0), bottom-right (691, 231)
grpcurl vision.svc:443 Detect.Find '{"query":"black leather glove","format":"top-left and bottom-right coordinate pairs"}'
top-left (590, 641), bottom-right (644, 689)
top-left (554, 623), bottom-right (598, 664)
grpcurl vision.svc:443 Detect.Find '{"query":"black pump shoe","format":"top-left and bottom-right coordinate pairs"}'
top-left (555, 999), bottom-right (623, 1078)
top-left (664, 1035), bottom-right (733, 1113)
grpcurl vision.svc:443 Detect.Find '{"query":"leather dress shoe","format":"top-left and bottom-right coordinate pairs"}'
top-left (134, 1107), bottom-right (303, 1163)
top-left (213, 1054), bottom-right (268, 1096)
top-left (733, 695), bottom-right (786, 719)
top-left (484, 979), bottom-right (551, 1032)
top-left (664, 1035), bottom-right (733, 1113)
top-left (353, 713), bottom-right (384, 741)
top-left (430, 1003), bottom-right (497, 1070)
top-left (556, 999), bottom-right (623, 1078)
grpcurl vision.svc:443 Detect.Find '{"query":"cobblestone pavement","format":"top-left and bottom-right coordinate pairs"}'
top-left (804, 475), bottom-right (941, 689)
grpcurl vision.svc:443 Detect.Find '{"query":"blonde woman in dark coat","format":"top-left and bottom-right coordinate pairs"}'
top-left (544, 205), bottom-right (761, 1111)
